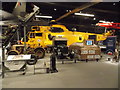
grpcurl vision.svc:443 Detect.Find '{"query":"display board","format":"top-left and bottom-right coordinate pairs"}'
top-left (7, 55), bottom-right (31, 61)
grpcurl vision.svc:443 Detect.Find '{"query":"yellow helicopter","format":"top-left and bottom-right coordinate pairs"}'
top-left (25, 24), bottom-right (111, 49)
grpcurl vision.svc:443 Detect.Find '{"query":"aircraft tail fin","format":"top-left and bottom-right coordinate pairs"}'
top-left (12, 0), bottom-right (39, 22)
top-left (12, 0), bottom-right (26, 17)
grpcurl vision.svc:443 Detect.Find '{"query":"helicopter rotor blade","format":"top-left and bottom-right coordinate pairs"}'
top-left (55, 1), bottom-right (100, 22)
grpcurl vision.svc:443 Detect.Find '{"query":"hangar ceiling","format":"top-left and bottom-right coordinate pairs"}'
top-left (1, 2), bottom-right (120, 33)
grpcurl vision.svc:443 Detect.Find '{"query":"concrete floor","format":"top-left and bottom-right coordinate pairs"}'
top-left (2, 53), bottom-right (119, 88)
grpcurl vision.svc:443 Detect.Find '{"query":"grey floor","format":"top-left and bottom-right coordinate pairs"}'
top-left (2, 53), bottom-right (119, 88)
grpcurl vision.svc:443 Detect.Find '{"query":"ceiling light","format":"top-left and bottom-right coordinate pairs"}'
top-left (74, 13), bottom-right (94, 17)
top-left (99, 20), bottom-right (106, 23)
top-left (113, 3), bottom-right (116, 5)
top-left (93, 18), bottom-right (96, 20)
top-left (35, 15), bottom-right (52, 18)
top-left (99, 20), bottom-right (112, 23)
top-left (54, 8), bottom-right (57, 11)
top-left (66, 10), bottom-right (69, 12)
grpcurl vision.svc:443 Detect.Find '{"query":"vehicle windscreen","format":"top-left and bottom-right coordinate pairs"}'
top-left (49, 27), bottom-right (64, 33)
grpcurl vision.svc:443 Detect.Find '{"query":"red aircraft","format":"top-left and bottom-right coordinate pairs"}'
top-left (96, 23), bottom-right (120, 29)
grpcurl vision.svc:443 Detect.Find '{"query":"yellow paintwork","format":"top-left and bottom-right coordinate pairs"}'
top-left (21, 24), bottom-right (112, 49)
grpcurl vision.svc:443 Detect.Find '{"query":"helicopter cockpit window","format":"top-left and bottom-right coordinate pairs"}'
top-left (32, 26), bottom-right (40, 31)
top-left (30, 33), bottom-right (35, 38)
top-left (36, 33), bottom-right (42, 36)
top-left (49, 27), bottom-right (64, 33)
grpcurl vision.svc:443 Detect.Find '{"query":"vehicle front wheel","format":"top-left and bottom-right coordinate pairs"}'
top-left (7, 50), bottom-right (19, 55)
top-left (34, 48), bottom-right (45, 59)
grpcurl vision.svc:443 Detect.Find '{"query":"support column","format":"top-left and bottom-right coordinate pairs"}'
top-left (23, 25), bottom-right (27, 54)
top-left (17, 28), bottom-right (20, 44)
top-left (2, 46), bottom-right (5, 78)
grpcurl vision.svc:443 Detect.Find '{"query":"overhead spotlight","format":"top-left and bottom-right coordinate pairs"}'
top-left (74, 13), bottom-right (94, 17)
top-left (99, 20), bottom-right (114, 23)
top-left (113, 3), bottom-right (116, 5)
top-left (99, 20), bottom-right (106, 23)
top-left (54, 8), bottom-right (57, 11)
top-left (93, 18), bottom-right (96, 20)
top-left (35, 15), bottom-right (52, 18)
top-left (66, 10), bottom-right (69, 12)
top-left (99, 20), bottom-right (110, 23)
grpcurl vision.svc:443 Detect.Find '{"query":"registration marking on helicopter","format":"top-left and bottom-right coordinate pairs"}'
top-left (57, 35), bottom-right (64, 37)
